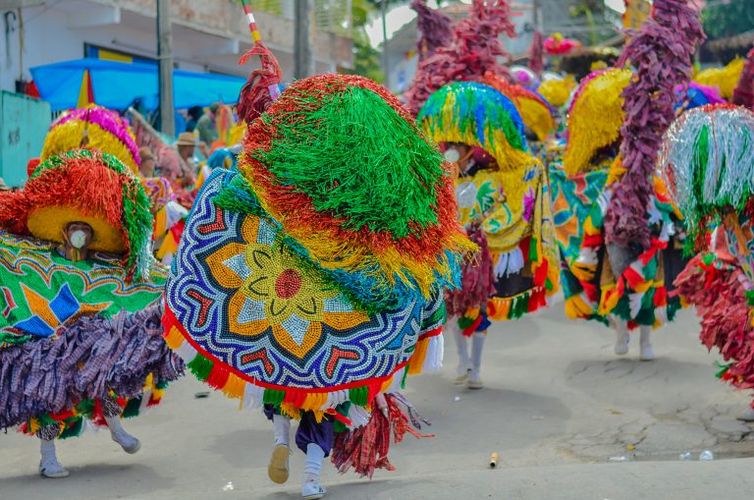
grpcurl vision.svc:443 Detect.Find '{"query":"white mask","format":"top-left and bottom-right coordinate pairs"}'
top-left (444, 149), bottom-right (460, 163)
top-left (69, 230), bottom-right (88, 249)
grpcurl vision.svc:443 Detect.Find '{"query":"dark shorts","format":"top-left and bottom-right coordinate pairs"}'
top-left (264, 405), bottom-right (334, 456)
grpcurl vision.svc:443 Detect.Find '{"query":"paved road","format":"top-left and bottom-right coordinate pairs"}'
top-left (2, 301), bottom-right (753, 499)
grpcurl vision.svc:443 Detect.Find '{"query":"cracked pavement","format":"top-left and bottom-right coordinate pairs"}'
top-left (1, 299), bottom-right (754, 499)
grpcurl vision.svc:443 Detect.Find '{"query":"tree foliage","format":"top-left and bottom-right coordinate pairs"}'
top-left (703, 0), bottom-right (754, 40)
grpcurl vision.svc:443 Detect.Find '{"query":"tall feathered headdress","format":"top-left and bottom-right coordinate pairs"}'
top-left (604, 0), bottom-right (705, 249)
top-left (411, 0), bottom-right (454, 62)
top-left (404, 0), bottom-right (516, 116)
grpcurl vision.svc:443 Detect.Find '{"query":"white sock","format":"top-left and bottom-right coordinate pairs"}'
top-left (614, 317), bottom-right (630, 354)
top-left (450, 321), bottom-right (471, 376)
top-left (470, 331), bottom-right (486, 381)
top-left (639, 325), bottom-right (651, 347)
top-left (273, 414), bottom-right (291, 447)
top-left (40, 438), bottom-right (58, 464)
top-left (303, 443), bottom-right (325, 485)
top-left (105, 414), bottom-right (126, 435)
top-left (104, 414), bottom-right (140, 454)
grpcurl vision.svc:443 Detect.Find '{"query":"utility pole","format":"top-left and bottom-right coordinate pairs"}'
top-left (294, 0), bottom-right (312, 79)
top-left (381, 0), bottom-right (388, 84)
top-left (532, 0), bottom-right (543, 32)
top-left (157, 0), bottom-right (174, 136)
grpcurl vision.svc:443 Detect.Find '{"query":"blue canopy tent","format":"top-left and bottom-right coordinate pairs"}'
top-left (30, 58), bottom-right (245, 112)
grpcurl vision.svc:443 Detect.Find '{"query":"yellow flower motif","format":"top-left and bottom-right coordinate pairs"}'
top-left (206, 216), bottom-right (368, 359)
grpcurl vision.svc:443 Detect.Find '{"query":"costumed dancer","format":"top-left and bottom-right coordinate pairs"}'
top-left (405, 0), bottom-right (558, 388)
top-left (550, 0), bottom-right (704, 360)
top-left (667, 106), bottom-right (754, 422)
top-left (602, 0), bottom-right (704, 358)
top-left (549, 73), bottom-right (720, 358)
top-left (162, 35), bottom-right (472, 497)
top-left (418, 81), bottom-right (559, 388)
top-left (549, 69), bottom-right (672, 359)
top-left (0, 149), bottom-right (182, 477)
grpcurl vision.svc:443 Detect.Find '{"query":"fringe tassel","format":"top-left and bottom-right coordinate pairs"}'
top-left (486, 286), bottom-right (547, 321)
top-left (163, 308), bottom-right (422, 416)
top-left (331, 392), bottom-right (433, 478)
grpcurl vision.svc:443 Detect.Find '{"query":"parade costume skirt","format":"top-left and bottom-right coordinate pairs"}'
top-left (551, 165), bottom-right (686, 329)
top-left (0, 304), bottom-right (184, 437)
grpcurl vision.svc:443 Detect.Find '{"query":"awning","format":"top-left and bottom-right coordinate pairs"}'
top-left (30, 58), bottom-right (246, 112)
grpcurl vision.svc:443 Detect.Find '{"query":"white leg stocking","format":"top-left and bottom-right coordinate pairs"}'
top-left (268, 414), bottom-right (291, 484)
top-left (449, 320), bottom-right (471, 382)
top-left (613, 317), bottom-right (630, 356)
top-left (468, 331), bottom-right (486, 389)
top-left (639, 325), bottom-right (654, 361)
top-left (104, 414), bottom-right (141, 454)
top-left (273, 414), bottom-right (291, 446)
top-left (39, 438), bottom-right (68, 478)
top-left (301, 443), bottom-right (327, 499)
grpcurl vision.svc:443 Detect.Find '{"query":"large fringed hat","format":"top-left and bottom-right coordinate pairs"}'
top-left (483, 71), bottom-right (555, 141)
top-left (163, 73), bottom-right (472, 412)
top-left (562, 68), bottom-right (632, 175)
top-left (234, 74), bottom-right (472, 308)
top-left (694, 58), bottom-right (745, 101)
top-left (0, 149), bottom-right (153, 280)
top-left (40, 105), bottom-right (141, 174)
top-left (658, 104), bottom-right (754, 246)
top-left (417, 81), bottom-right (532, 172)
top-left (537, 74), bottom-right (577, 108)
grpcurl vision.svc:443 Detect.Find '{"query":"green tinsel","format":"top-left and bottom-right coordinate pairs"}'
top-left (714, 360), bottom-right (733, 379)
top-left (58, 417), bottom-right (83, 439)
top-left (256, 85), bottom-right (444, 239)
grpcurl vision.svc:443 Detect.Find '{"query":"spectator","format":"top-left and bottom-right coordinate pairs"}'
top-left (175, 132), bottom-right (198, 188)
top-left (196, 103), bottom-right (219, 145)
top-left (138, 146), bottom-right (156, 177)
top-left (185, 106), bottom-right (203, 133)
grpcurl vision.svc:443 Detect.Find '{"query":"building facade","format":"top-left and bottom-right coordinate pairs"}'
top-left (0, 0), bottom-right (354, 94)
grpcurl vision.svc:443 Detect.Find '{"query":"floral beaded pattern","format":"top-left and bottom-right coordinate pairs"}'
top-left (166, 170), bottom-right (439, 389)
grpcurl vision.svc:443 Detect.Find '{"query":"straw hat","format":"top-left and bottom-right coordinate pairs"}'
top-left (175, 132), bottom-right (196, 147)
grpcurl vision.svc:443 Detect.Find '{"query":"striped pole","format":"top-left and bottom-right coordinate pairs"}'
top-left (240, 0), bottom-right (262, 43)
top-left (238, 0), bottom-right (281, 101)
